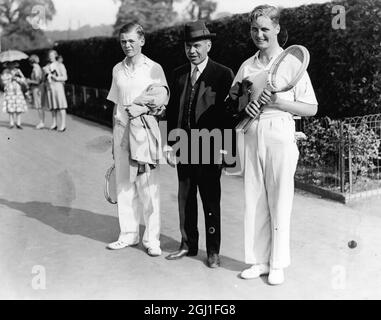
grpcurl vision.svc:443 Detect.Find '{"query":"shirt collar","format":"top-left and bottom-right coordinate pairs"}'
top-left (191, 56), bottom-right (209, 74)
top-left (123, 54), bottom-right (152, 71)
top-left (253, 48), bottom-right (284, 68)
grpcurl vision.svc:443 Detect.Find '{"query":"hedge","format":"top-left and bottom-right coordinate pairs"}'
top-left (28, 0), bottom-right (380, 118)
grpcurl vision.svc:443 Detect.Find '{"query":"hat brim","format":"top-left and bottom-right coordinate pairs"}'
top-left (184, 33), bottom-right (216, 42)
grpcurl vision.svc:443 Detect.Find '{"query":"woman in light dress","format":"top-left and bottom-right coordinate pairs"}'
top-left (42, 50), bottom-right (68, 132)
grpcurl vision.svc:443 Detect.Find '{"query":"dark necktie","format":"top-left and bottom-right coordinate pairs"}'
top-left (191, 66), bottom-right (198, 87)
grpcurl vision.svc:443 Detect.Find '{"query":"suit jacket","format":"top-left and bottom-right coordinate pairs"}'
top-left (166, 58), bottom-right (234, 144)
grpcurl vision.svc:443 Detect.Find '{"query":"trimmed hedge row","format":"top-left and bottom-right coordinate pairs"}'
top-left (29, 0), bottom-right (380, 118)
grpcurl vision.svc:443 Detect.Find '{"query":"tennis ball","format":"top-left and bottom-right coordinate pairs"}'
top-left (348, 240), bottom-right (357, 249)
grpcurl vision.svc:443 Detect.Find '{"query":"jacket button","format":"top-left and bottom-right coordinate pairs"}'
top-left (208, 227), bottom-right (215, 235)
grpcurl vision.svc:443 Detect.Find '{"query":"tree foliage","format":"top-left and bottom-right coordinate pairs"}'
top-left (113, 0), bottom-right (178, 35)
top-left (185, 0), bottom-right (217, 21)
top-left (30, 0), bottom-right (380, 119)
top-left (0, 0), bottom-right (56, 50)
top-left (297, 116), bottom-right (380, 191)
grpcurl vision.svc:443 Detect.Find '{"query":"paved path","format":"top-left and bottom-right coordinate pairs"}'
top-left (1, 110), bottom-right (380, 300)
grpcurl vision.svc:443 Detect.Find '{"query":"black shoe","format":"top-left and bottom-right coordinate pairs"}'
top-left (16, 125), bottom-right (23, 130)
top-left (50, 126), bottom-right (57, 131)
top-left (207, 253), bottom-right (220, 268)
top-left (165, 248), bottom-right (197, 260)
top-left (9, 124), bottom-right (14, 129)
top-left (58, 128), bottom-right (66, 132)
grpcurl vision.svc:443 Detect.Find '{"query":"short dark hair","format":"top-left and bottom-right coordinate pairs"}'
top-left (118, 23), bottom-right (145, 38)
top-left (249, 5), bottom-right (281, 26)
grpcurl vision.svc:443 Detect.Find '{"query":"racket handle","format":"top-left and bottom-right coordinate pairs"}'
top-left (241, 101), bottom-right (264, 133)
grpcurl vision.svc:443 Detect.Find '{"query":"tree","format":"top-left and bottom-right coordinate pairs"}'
top-left (185, 0), bottom-right (217, 21)
top-left (214, 12), bottom-right (232, 20)
top-left (0, 0), bottom-right (56, 50)
top-left (113, 0), bottom-right (178, 35)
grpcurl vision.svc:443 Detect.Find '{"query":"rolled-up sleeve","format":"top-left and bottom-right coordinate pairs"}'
top-left (294, 72), bottom-right (318, 105)
top-left (150, 64), bottom-right (169, 117)
top-left (152, 64), bottom-right (168, 89)
top-left (107, 66), bottom-right (119, 104)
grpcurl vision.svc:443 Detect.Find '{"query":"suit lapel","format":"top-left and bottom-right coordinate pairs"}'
top-left (177, 66), bottom-right (191, 128)
top-left (195, 59), bottom-right (215, 123)
top-left (196, 59), bottom-right (213, 101)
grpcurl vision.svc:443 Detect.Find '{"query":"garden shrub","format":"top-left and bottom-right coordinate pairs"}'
top-left (26, 0), bottom-right (380, 119)
top-left (299, 116), bottom-right (380, 182)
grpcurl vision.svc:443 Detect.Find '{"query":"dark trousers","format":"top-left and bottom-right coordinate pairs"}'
top-left (177, 163), bottom-right (222, 255)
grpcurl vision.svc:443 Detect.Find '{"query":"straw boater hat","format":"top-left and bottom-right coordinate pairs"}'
top-left (183, 20), bottom-right (216, 42)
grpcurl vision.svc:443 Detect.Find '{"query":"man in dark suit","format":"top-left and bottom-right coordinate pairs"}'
top-left (164, 21), bottom-right (234, 268)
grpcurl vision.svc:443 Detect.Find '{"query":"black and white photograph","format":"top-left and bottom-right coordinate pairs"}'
top-left (0, 0), bottom-right (380, 305)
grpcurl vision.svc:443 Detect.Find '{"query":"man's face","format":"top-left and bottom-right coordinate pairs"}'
top-left (120, 30), bottom-right (145, 58)
top-left (184, 39), bottom-right (211, 65)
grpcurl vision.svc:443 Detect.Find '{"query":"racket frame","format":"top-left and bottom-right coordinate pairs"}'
top-left (239, 45), bottom-right (310, 133)
top-left (104, 163), bottom-right (117, 204)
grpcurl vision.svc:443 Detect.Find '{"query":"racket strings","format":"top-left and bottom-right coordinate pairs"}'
top-left (288, 47), bottom-right (305, 62)
top-left (269, 47), bottom-right (308, 91)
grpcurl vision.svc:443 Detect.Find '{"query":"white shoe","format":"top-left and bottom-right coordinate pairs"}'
top-left (240, 264), bottom-right (270, 279)
top-left (107, 239), bottom-right (139, 250)
top-left (268, 268), bottom-right (285, 285)
top-left (35, 123), bottom-right (45, 129)
top-left (147, 247), bottom-right (162, 257)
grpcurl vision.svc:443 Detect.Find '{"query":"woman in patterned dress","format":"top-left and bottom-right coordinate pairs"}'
top-left (1, 62), bottom-right (28, 129)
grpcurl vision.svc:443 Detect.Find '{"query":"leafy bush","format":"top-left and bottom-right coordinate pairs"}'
top-left (299, 116), bottom-right (380, 180)
top-left (298, 117), bottom-right (338, 170)
top-left (27, 0), bottom-right (380, 118)
top-left (343, 120), bottom-right (381, 178)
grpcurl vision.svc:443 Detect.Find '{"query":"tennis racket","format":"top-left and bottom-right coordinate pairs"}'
top-left (104, 164), bottom-right (117, 204)
top-left (237, 45), bottom-right (310, 133)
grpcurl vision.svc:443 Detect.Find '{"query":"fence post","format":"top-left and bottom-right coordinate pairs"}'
top-left (83, 86), bottom-right (87, 104)
top-left (348, 143), bottom-right (353, 193)
top-left (339, 121), bottom-right (345, 193)
top-left (72, 84), bottom-right (76, 106)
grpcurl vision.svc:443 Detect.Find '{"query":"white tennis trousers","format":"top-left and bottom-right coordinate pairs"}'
top-left (113, 122), bottom-right (161, 249)
top-left (244, 113), bottom-right (299, 269)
